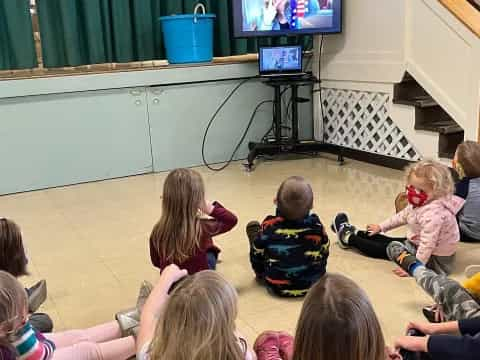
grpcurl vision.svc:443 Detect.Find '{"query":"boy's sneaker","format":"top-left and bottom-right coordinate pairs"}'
top-left (254, 331), bottom-right (282, 360)
top-left (331, 213), bottom-right (355, 249)
top-left (28, 280), bottom-right (47, 313)
top-left (422, 304), bottom-right (445, 323)
top-left (246, 221), bottom-right (261, 246)
top-left (386, 241), bottom-right (419, 274)
top-left (277, 331), bottom-right (294, 359)
top-left (465, 265), bottom-right (480, 279)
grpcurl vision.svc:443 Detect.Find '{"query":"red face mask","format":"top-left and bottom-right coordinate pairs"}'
top-left (406, 185), bottom-right (429, 207)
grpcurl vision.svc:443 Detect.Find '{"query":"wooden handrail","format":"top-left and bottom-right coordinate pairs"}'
top-left (438, 0), bottom-right (480, 37)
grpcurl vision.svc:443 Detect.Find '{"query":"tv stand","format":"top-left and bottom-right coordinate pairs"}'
top-left (245, 76), bottom-right (344, 171)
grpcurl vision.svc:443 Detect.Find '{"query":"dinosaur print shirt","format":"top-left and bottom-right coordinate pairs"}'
top-left (253, 212), bottom-right (330, 297)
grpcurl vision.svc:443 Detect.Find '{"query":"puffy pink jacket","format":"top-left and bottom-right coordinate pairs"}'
top-left (380, 195), bottom-right (465, 264)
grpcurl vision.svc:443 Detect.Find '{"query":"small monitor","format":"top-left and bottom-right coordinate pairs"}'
top-left (259, 45), bottom-right (303, 76)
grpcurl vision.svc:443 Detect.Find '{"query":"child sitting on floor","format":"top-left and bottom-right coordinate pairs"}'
top-left (136, 265), bottom-right (255, 360)
top-left (254, 273), bottom-right (395, 360)
top-left (0, 217), bottom-right (52, 333)
top-left (247, 176), bottom-right (330, 297)
top-left (0, 271), bottom-right (143, 360)
top-left (332, 160), bottom-right (464, 275)
top-left (388, 242), bottom-right (480, 323)
top-left (149, 168), bottom-right (237, 274)
top-left (453, 140), bottom-right (480, 242)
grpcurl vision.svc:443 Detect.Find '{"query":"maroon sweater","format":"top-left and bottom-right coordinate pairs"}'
top-left (149, 202), bottom-right (238, 274)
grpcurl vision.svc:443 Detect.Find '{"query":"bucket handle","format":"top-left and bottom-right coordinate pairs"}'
top-left (193, 3), bottom-right (206, 23)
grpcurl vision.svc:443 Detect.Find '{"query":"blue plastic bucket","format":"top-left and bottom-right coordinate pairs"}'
top-left (160, 4), bottom-right (216, 64)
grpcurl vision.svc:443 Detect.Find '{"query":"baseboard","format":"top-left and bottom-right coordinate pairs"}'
top-left (325, 144), bottom-right (413, 170)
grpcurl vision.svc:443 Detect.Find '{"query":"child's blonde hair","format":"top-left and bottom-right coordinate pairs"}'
top-left (150, 168), bottom-right (206, 263)
top-left (405, 160), bottom-right (454, 199)
top-left (0, 271), bottom-right (28, 350)
top-left (149, 271), bottom-right (244, 360)
top-left (293, 273), bottom-right (386, 360)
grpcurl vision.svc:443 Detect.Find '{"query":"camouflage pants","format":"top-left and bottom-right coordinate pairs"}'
top-left (414, 266), bottom-right (480, 321)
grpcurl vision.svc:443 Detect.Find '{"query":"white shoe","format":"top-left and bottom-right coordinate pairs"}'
top-left (465, 265), bottom-right (480, 278)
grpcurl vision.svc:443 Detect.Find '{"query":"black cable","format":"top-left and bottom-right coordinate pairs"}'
top-left (202, 88), bottom-right (273, 171)
top-left (201, 78), bottom-right (252, 171)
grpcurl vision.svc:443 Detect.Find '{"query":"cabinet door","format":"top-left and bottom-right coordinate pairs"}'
top-left (0, 88), bottom-right (152, 194)
top-left (147, 81), bottom-right (273, 171)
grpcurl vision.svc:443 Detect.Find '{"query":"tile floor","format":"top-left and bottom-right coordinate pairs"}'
top-left (1, 156), bottom-right (479, 348)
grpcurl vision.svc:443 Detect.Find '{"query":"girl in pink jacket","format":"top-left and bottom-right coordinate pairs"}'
top-left (332, 160), bottom-right (464, 275)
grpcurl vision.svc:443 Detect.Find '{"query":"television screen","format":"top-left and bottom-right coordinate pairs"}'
top-left (233, 0), bottom-right (342, 38)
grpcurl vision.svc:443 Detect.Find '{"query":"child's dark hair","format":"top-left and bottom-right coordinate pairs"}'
top-left (0, 219), bottom-right (29, 278)
top-left (276, 176), bottom-right (313, 221)
top-left (457, 141), bottom-right (480, 178)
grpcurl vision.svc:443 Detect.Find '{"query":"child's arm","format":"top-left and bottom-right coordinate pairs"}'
top-left (379, 207), bottom-right (410, 233)
top-left (455, 178), bottom-right (470, 199)
top-left (11, 322), bottom-right (55, 360)
top-left (202, 201), bottom-right (238, 236)
top-left (137, 265), bottom-right (188, 354)
top-left (394, 320), bottom-right (480, 359)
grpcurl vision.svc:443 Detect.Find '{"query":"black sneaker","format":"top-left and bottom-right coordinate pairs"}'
top-left (246, 221), bottom-right (261, 246)
top-left (422, 304), bottom-right (444, 323)
top-left (386, 241), bottom-right (419, 274)
top-left (331, 213), bottom-right (354, 249)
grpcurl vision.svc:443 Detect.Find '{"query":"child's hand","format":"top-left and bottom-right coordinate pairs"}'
top-left (201, 200), bottom-right (215, 215)
top-left (366, 224), bottom-right (381, 236)
top-left (160, 264), bottom-right (188, 288)
top-left (406, 321), bottom-right (436, 335)
top-left (393, 267), bottom-right (409, 277)
top-left (385, 347), bottom-right (402, 360)
top-left (394, 336), bottom-right (428, 353)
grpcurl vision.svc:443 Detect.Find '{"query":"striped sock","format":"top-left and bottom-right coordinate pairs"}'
top-left (12, 322), bottom-right (55, 360)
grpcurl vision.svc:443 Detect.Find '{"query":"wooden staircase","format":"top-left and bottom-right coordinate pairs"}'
top-left (393, 73), bottom-right (465, 158)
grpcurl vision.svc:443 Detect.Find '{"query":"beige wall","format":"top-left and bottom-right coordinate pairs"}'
top-left (318, 0), bottom-right (406, 83)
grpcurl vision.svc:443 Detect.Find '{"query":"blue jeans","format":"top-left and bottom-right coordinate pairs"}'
top-left (207, 251), bottom-right (217, 270)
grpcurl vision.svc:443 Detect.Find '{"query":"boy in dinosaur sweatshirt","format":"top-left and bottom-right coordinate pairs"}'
top-left (247, 176), bottom-right (330, 297)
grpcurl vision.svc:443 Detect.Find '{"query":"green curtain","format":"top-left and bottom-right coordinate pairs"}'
top-left (37, 0), bottom-right (312, 68)
top-left (0, 0), bottom-right (37, 70)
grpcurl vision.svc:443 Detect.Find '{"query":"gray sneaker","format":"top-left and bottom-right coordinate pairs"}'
top-left (28, 280), bottom-right (47, 313)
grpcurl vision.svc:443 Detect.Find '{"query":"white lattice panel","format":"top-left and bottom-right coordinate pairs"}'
top-left (321, 89), bottom-right (421, 161)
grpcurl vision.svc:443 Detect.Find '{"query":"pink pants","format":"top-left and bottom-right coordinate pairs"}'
top-left (45, 321), bottom-right (135, 360)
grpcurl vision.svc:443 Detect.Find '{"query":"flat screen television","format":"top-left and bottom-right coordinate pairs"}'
top-left (233, 0), bottom-right (342, 38)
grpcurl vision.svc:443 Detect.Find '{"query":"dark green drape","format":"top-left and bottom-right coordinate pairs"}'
top-left (0, 0), bottom-right (37, 70)
top-left (37, 0), bottom-right (312, 68)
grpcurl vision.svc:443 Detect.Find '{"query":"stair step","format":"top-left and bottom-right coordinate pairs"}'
top-left (415, 120), bottom-right (463, 134)
top-left (394, 96), bottom-right (437, 108)
top-left (438, 132), bottom-right (465, 159)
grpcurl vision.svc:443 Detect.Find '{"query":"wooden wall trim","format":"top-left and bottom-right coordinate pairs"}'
top-left (438, 0), bottom-right (480, 37)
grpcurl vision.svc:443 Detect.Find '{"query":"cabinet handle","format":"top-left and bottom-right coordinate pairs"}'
top-left (153, 98), bottom-right (160, 104)
top-left (130, 89), bottom-right (142, 96)
top-left (135, 100), bottom-right (142, 106)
